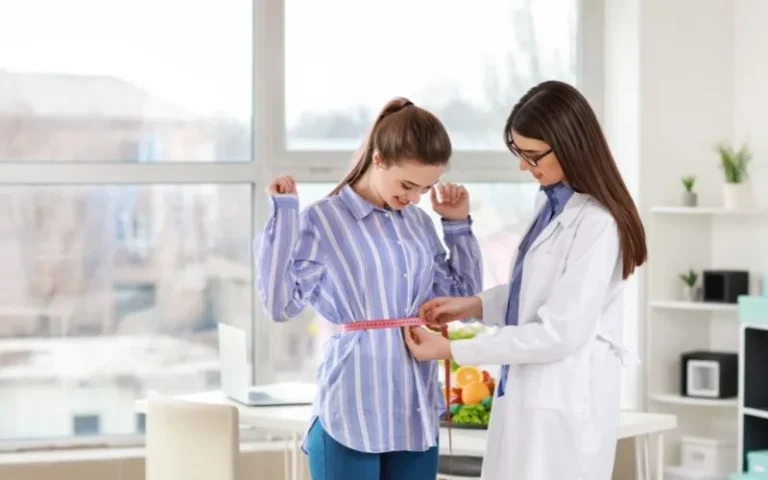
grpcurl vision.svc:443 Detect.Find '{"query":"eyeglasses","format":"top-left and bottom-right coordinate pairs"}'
top-left (506, 139), bottom-right (552, 167)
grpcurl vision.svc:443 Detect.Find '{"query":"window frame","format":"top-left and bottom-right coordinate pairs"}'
top-left (0, 0), bottom-right (605, 452)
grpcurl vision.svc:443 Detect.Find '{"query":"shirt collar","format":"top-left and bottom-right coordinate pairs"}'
top-left (541, 182), bottom-right (575, 215)
top-left (339, 184), bottom-right (400, 220)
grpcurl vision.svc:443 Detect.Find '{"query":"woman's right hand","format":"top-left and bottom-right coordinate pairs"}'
top-left (418, 296), bottom-right (482, 325)
top-left (266, 175), bottom-right (297, 195)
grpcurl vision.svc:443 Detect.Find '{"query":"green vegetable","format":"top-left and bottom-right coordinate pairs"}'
top-left (447, 325), bottom-right (485, 341)
top-left (450, 404), bottom-right (462, 416)
top-left (481, 396), bottom-right (493, 409)
top-left (451, 404), bottom-right (489, 426)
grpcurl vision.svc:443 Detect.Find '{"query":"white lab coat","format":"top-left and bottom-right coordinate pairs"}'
top-left (451, 190), bottom-right (635, 480)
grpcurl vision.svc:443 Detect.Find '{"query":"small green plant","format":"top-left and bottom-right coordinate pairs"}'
top-left (679, 269), bottom-right (698, 287)
top-left (716, 142), bottom-right (752, 184)
top-left (681, 176), bottom-right (696, 192)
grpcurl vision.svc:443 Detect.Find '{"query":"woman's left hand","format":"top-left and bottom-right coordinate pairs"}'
top-left (402, 326), bottom-right (452, 361)
top-left (431, 184), bottom-right (469, 221)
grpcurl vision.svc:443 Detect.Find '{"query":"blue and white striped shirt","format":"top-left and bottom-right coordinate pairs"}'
top-left (256, 184), bottom-right (483, 453)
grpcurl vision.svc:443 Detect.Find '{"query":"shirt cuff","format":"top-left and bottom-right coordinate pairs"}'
top-left (441, 216), bottom-right (473, 237)
top-left (450, 337), bottom-right (484, 366)
top-left (269, 194), bottom-right (299, 215)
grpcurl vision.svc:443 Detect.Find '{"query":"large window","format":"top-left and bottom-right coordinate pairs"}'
top-left (0, 0), bottom-right (254, 448)
top-left (284, 0), bottom-right (578, 152)
top-left (275, 0), bottom-right (584, 178)
top-left (0, 0), bottom-right (600, 449)
top-left (0, 185), bottom-right (251, 442)
top-left (0, 0), bottom-right (252, 163)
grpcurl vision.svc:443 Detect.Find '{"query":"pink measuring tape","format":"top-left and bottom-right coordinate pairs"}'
top-left (341, 317), bottom-right (428, 331)
top-left (341, 317), bottom-right (453, 458)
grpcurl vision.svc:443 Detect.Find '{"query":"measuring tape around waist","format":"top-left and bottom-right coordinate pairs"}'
top-left (341, 317), bottom-right (453, 458)
top-left (341, 317), bottom-right (428, 332)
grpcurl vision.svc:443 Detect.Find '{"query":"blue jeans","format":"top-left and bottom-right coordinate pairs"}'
top-left (305, 420), bottom-right (439, 480)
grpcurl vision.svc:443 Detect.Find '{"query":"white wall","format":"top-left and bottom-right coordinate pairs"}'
top-left (604, 0), bottom-right (768, 473)
top-left (732, 0), bottom-right (768, 282)
top-left (603, 0), bottom-right (641, 411)
top-left (604, 0), bottom-right (746, 411)
top-left (734, 0), bottom-right (768, 204)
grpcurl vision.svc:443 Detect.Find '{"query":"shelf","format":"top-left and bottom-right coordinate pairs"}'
top-left (744, 408), bottom-right (768, 420)
top-left (650, 206), bottom-right (768, 215)
top-left (650, 300), bottom-right (738, 312)
top-left (650, 393), bottom-right (738, 407)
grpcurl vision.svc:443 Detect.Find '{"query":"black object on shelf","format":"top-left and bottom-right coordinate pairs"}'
top-left (680, 350), bottom-right (738, 398)
top-left (702, 270), bottom-right (749, 303)
top-left (745, 327), bottom-right (768, 411)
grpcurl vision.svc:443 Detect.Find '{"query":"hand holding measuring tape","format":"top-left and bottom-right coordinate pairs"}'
top-left (418, 295), bottom-right (483, 326)
top-left (402, 295), bottom-right (482, 361)
top-left (401, 325), bottom-right (451, 361)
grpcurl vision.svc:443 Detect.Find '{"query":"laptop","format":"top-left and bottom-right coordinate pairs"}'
top-left (217, 323), bottom-right (316, 406)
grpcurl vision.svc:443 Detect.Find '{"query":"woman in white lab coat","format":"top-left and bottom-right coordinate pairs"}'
top-left (403, 80), bottom-right (648, 480)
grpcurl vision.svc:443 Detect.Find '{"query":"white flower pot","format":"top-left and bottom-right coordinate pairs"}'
top-left (722, 183), bottom-right (753, 209)
top-left (681, 285), bottom-right (700, 302)
top-left (681, 192), bottom-right (698, 207)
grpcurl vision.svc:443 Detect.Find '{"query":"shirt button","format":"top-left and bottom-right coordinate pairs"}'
top-left (403, 273), bottom-right (408, 278)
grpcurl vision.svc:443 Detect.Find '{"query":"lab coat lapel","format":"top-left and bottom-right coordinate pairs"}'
top-left (528, 192), bottom-right (589, 253)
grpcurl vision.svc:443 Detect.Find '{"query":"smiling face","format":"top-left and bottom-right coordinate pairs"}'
top-left (509, 129), bottom-right (565, 186)
top-left (370, 153), bottom-right (444, 209)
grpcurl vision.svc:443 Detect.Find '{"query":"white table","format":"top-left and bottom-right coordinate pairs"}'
top-left (135, 391), bottom-right (676, 480)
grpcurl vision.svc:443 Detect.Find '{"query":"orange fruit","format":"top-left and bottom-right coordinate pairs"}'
top-left (455, 366), bottom-right (483, 387)
top-left (461, 381), bottom-right (491, 405)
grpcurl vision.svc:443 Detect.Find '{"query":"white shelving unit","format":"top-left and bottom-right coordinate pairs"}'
top-left (645, 205), bottom-right (768, 472)
top-left (650, 300), bottom-right (739, 312)
top-left (650, 393), bottom-right (739, 408)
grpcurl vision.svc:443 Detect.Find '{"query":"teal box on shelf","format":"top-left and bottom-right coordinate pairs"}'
top-left (749, 450), bottom-right (768, 474)
top-left (738, 295), bottom-right (768, 324)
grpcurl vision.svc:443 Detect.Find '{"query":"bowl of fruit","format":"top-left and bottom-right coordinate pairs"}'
top-left (438, 326), bottom-right (496, 429)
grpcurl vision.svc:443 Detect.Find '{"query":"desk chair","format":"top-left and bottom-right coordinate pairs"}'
top-left (146, 395), bottom-right (240, 480)
top-left (437, 454), bottom-right (483, 479)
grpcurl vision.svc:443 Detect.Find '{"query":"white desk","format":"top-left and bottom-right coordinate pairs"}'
top-left (135, 391), bottom-right (676, 480)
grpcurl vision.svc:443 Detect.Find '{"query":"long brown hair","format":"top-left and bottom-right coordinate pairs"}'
top-left (505, 80), bottom-right (647, 279)
top-left (330, 97), bottom-right (452, 195)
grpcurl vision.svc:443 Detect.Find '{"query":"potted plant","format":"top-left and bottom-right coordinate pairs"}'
top-left (716, 142), bottom-right (752, 209)
top-left (681, 175), bottom-right (697, 207)
top-left (679, 269), bottom-right (699, 301)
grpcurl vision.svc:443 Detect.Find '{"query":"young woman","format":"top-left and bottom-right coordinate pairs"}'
top-left (256, 97), bottom-right (483, 480)
top-left (403, 80), bottom-right (647, 480)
